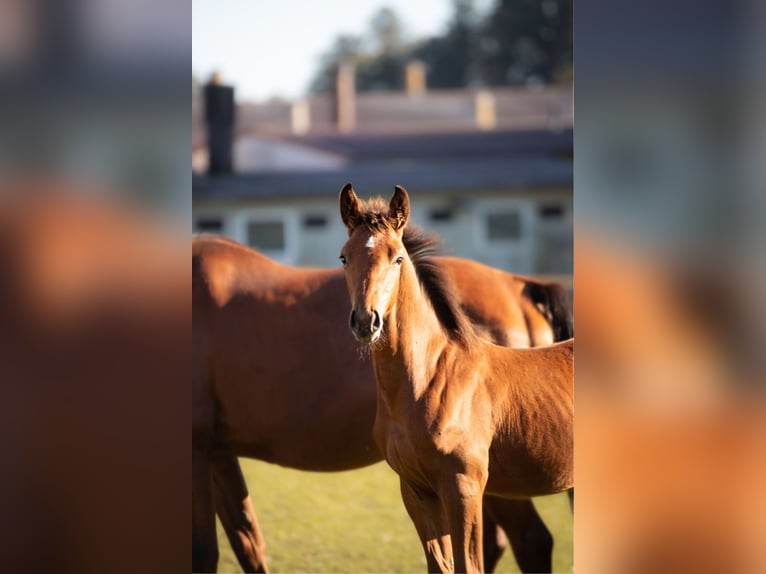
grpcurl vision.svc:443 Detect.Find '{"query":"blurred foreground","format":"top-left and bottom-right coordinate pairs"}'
top-left (0, 185), bottom-right (188, 573)
top-left (1, 0), bottom-right (189, 569)
top-left (575, 0), bottom-right (766, 570)
top-left (575, 237), bottom-right (766, 573)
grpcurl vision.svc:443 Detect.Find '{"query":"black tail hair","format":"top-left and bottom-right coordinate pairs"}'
top-left (522, 282), bottom-right (573, 341)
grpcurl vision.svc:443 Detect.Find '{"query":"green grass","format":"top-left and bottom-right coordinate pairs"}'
top-left (216, 459), bottom-right (572, 573)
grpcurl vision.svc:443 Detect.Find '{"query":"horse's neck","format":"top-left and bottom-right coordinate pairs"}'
top-left (372, 260), bottom-right (447, 401)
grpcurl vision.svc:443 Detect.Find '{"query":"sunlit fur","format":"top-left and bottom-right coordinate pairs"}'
top-left (339, 184), bottom-right (574, 574)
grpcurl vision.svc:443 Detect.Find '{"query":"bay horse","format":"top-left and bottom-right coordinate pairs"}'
top-left (192, 233), bottom-right (572, 572)
top-left (338, 184), bottom-right (574, 574)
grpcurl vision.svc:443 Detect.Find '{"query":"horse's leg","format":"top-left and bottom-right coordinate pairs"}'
top-left (400, 478), bottom-right (454, 573)
top-left (481, 508), bottom-right (508, 573)
top-left (212, 455), bottom-right (269, 573)
top-left (484, 496), bottom-right (553, 573)
top-left (441, 473), bottom-right (486, 574)
top-left (193, 450), bottom-right (219, 573)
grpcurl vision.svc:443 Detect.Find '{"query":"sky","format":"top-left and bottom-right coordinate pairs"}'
top-left (193, 0), bottom-right (491, 102)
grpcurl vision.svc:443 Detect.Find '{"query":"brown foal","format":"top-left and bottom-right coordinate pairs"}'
top-left (339, 184), bottom-right (574, 573)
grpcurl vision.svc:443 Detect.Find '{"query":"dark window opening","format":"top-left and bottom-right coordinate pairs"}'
top-left (303, 214), bottom-right (327, 228)
top-left (247, 221), bottom-right (285, 251)
top-left (429, 208), bottom-right (454, 222)
top-left (195, 217), bottom-right (223, 233)
top-left (539, 204), bottom-right (564, 219)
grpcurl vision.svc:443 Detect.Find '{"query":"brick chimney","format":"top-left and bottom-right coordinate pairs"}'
top-left (404, 60), bottom-right (426, 96)
top-left (475, 90), bottom-right (496, 131)
top-left (335, 62), bottom-right (356, 133)
top-left (204, 72), bottom-right (235, 175)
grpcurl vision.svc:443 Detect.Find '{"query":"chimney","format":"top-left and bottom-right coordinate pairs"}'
top-left (291, 98), bottom-right (311, 135)
top-left (404, 60), bottom-right (426, 96)
top-left (204, 73), bottom-right (235, 175)
top-left (335, 62), bottom-right (356, 133)
top-left (475, 90), bottom-right (496, 131)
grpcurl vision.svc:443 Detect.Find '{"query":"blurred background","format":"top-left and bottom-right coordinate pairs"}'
top-left (192, 0), bottom-right (573, 288)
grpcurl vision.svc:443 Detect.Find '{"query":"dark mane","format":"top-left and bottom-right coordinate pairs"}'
top-left (355, 199), bottom-right (476, 346)
top-left (403, 226), bottom-right (477, 346)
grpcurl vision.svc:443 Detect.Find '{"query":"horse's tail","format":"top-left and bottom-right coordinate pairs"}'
top-left (522, 281), bottom-right (573, 342)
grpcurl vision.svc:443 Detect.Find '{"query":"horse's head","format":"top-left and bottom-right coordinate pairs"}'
top-left (338, 183), bottom-right (410, 344)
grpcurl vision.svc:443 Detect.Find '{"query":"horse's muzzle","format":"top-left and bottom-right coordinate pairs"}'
top-left (349, 308), bottom-right (382, 343)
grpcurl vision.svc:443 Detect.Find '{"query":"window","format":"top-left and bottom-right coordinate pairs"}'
top-left (303, 214), bottom-right (327, 228)
top-left (247, 220), bottom-right (285, 251)
top-left (539, 204), bottom-right (564, 219)
top-left (486, 211), bottom-right (521, 241)
top-left (429, 208), bottom-right (454, 222)
top-left (195, 217), bottom-right (223, 233)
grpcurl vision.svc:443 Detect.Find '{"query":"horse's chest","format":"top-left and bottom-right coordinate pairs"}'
top-left (375, 406), bottom-right (472, 490)
top-left (377, 422), bottom-right (413, 472)
top-left (374, 416), bottom-right (431, 483)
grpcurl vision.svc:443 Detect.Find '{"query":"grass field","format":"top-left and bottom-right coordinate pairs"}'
top-left (215, 459), bottom-right (572, 573)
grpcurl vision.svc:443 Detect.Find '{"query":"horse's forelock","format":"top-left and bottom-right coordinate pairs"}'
top-left (353, 197), bottom-right (395, 232)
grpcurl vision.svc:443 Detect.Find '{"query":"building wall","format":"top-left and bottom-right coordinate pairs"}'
top-left (192, 189), bottom-right (572, 276)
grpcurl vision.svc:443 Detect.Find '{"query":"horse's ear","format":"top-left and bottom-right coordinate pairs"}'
top-left (339, 183), bottom-right (361, 231)
top-left (388, 185), bottom-right (410, 230)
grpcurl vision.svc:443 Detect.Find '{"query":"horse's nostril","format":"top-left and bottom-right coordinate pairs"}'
top-left (349, 310), bottom-right (357, 330)
top-left (372, 310), bottom-right (381, 330)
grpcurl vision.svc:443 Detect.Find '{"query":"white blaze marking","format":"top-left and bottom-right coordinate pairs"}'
top-left (365, 236), bottom-right (376, 249)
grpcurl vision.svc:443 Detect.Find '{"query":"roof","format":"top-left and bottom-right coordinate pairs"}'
top-left (292, 129), bottom-right (573, 162)
top-left (193, 157), bottom-right (571, 200)
top-left (193, 128), bottom-right (572, 201)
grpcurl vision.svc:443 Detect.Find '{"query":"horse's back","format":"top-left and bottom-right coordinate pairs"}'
top-left (438, 257), bottom-right (534, 347)
top-left (438, 256), bottom-right (571, 347)
top-left (193, 235), bottom-right (283, 308)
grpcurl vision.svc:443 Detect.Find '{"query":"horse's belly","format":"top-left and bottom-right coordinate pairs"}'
top-left (230, 439), bottom-right (382, 471)
top-left (486, 447), bottom-right (573, 497)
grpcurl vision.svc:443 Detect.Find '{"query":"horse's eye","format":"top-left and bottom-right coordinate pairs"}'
top-left (339, 254), bottom-right (347, 265)
top-left (394, 255), bottom-right (404, 266)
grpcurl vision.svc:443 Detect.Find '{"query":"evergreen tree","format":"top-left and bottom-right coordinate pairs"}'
top-left (307, 35), bottom-right (363, 94)
top-left (479, 0), bottom-right (571, 86)
top-left (306, 0), bottom-right (573, 94)
top-left (414, 0), bottom-right (479, 89)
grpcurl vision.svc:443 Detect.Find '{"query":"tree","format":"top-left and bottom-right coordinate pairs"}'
top-left (307, 7), bottom-right (408, 94)
top-left (307, 35), bottom-right (363, 94)
top-left (479, 0), bottom-right (572, 86)
top-left (369, 7), bottom-right (406, 55)
top-left (414, 0), bottom-right (480, 89)
top-left (306, 0), bottom-right (573, 94)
